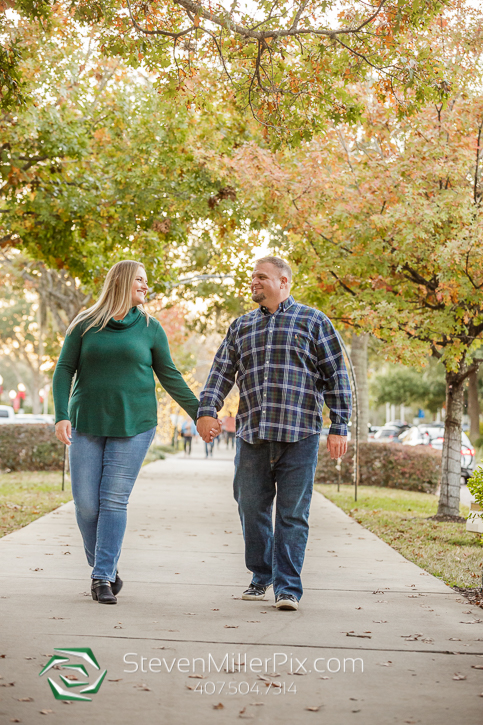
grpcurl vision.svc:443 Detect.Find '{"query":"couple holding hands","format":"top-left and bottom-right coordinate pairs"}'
top-left (53, 257), bottom-right (352, 609)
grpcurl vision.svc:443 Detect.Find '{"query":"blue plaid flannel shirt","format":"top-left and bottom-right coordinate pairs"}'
top-left (198, 296), bottom-right (352, 443)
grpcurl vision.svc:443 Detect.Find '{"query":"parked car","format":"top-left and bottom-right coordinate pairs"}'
top-left (368, 425), bottom-right (382, 440)
top-left (13, 414), bottom-right (51, 425)
top-left (373, 421), bottom-right (410, 443)
top-left (399, 424), bottom-right (475, 480)
top-left (0, 405), bottom-right (15, 424)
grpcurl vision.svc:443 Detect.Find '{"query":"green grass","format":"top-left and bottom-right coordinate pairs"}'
top-left (0, 470), bottom-right (72, 538)
top-left (315, 484), bottom-right (483, 589)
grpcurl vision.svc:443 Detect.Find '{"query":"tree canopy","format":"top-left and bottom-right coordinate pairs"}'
top-left (0, 20), bottom-right (265, 293)
top-left (71, 0), bottom-right (453, 142)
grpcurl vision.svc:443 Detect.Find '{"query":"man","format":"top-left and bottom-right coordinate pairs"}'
top-left (197, 257), bottom-right (352, 611)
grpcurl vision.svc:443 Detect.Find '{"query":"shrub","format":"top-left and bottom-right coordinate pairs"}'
top-left (143, 444), bottom-right (166, 464)
top-left (0, 425), bottom-right (64, 471)
top-left (315, 442), bottom-right (441, 494)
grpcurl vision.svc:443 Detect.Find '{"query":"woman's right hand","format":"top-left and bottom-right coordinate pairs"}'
top-left (55, 420), bottom-right (72, 446)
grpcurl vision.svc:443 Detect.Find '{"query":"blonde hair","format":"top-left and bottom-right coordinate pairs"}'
top-left (67, 260), bottom-right (149, 335)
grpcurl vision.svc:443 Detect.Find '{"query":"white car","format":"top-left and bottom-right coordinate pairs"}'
top-left (0, 405), bottom-right (16, 424)
top-left (399, 424), bottom-right (475, 480)
top-left (13, 414), bottom-right (51, 425)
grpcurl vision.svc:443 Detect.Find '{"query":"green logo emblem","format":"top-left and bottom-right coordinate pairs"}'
top-left (39, 648), bottom-right (107, 702)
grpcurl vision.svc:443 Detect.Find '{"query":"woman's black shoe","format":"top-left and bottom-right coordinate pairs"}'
top-left (91, 579), bottom-right (117, 604)
top-left (111, 571), bottom-right (123, 596)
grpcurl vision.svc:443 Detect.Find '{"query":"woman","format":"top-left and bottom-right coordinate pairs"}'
top-left (53, 260), bottom-right (200, 605)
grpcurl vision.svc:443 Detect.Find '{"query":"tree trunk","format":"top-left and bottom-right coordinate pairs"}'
top-left (350, 332), bottom-right (369, 443)
top-left (467, 369), bottom-right (480, 441)
top-left (437, 369), bottom-right (465, 518)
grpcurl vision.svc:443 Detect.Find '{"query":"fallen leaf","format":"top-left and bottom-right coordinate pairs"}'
top-left (40, 711), bottom-right (54, 715)
top-left (107, 679), bottom-right (122, 682)
top-left (17, 698), bottom-right (33, 702)
top-left (377, 662), bottom-right (392, 667)
top-left (0, 682), bottom-right (15, 687)
top-left (453, 673), bottom-right (467, 680)
top-left (306, 706), bottom-right (321, 711)
top-left (346, 633), bottom-right (371, 639)
top-left (189, 674), bottom-right (204, 679)
top-left (213, 703), bottom-right (224, 709)
top-left (471, 665), bottom-right (483, 670)
top-left (224, 625), bottom-right (238, 629)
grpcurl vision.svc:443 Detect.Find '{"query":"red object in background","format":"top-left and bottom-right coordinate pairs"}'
top-left (12, 394), bottom-right (21, 411)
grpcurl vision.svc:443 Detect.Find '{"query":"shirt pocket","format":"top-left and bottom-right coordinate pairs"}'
top-left (289, 332), bottom-right (319, 369)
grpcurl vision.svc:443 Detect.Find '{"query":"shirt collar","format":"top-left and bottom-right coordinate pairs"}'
top-left (259, 295), bottom-right (295, 316)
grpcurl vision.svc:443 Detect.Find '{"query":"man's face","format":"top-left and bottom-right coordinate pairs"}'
top-left (251, 263), bottom-right (284, 304)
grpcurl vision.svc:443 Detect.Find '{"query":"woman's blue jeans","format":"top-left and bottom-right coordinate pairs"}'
top-left (69, 427), bottom-right (156, 582)
top-left (234, 434), bottom-right (320, 601)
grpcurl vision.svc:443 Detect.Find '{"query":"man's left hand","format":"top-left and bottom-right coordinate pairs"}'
top-left (327, 434), bottom-right (348, 460)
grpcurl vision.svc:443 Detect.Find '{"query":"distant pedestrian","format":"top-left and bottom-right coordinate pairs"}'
top-left (197, 257), bottom-right (351, 611)
top-left (205, 439), bottom-right (214, 458)
top-left (223, 414), bottom-right (236, 449)
top-left (52, 260), bottom-right (211, 604)
top-left (181, 419), bottom-right (196, 455)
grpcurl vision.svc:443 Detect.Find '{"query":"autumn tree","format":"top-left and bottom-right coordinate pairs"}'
top-left (226, 11), bottom-right (483, 518)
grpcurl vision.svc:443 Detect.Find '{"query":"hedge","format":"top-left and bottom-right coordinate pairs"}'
top-left (315, 441), bottom-right (441, 494)
top-left (0, 425), bottom-right (64, 471)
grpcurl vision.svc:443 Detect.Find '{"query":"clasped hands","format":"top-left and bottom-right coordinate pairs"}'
top-left (197, 416), bottom-right (222, 443)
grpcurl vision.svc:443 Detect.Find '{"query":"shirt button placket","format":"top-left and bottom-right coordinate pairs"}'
top-left (261, 315), bottom-right (275, 432)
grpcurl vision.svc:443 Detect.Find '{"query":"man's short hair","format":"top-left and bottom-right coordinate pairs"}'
top-left (255, 256), bottom-right (292, 282)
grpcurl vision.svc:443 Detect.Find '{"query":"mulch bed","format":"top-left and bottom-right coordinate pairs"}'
top-left (452, 586), bottom-right (483, 609)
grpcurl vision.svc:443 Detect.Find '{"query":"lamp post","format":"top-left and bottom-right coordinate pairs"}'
top-left (0, 374), bottom-right (3, 401)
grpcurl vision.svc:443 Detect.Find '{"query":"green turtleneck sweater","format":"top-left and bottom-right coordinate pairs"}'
top-left (53, 308), bottom-right (199, 437)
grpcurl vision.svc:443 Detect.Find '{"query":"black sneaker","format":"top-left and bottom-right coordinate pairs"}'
top-left (275, 594), bottom-right (299, 610)
top-left (242, 583), bottom-right (272, 601)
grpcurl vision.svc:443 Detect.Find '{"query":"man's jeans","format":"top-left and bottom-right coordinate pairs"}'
top-left (234, 433), bottom-right (320, 601)
top-left (69, 427), bottom-right (156, 582)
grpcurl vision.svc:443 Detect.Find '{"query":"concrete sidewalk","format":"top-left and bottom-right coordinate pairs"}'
top-left (1, 438), bottom-right (482, 724)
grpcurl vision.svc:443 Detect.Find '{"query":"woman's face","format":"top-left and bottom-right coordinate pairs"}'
top-left (131, 266), bottom-right (148, 306)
